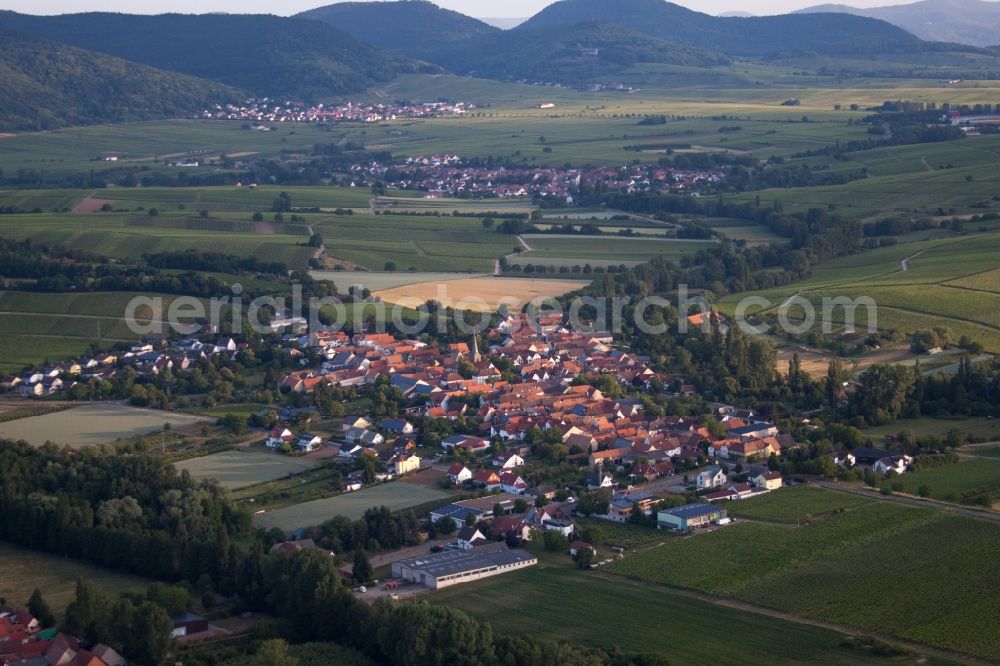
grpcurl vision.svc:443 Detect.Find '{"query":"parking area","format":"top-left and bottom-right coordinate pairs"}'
top-left (354, 579), bottom-right (428, 604)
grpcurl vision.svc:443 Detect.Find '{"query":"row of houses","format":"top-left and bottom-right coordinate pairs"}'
top-left (833, 447), bottom-right (914, 476)
top-left (377, 157), bottom-right (724, 200)
top-left (2, 336), bottom-right (243, 397)
top-left (0, 607), bottom-right (124, 666)
top-left (202, 99), bottom-right (473, 124)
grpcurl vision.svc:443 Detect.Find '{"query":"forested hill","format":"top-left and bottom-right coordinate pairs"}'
top-left (0, 12), bottom-right (438, 100)
top-left (438, 21), bottom-right (731, 82)
top-left (298, 0), bottom-right (501, 63)
top-left (0, 30), bottom-right (242, 131)
top-left (795, 0), bottom-right (1000, 47)
top-left (518, 0), bottom-right (924, 56)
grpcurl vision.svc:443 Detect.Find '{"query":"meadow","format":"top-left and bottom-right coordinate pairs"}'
top-left (721, 485), bottom-right (874, 522)
top-left (174, 448), bottom-right (319, 490)
top-left (432, 560), bottom-right (946, 666)
top-left (881, 459), bottom-right (1000, 503)
top-left (861, 416), bottom-right (1000, 441)
top-left (0, 403), bottom-right (209, 447)
top-left (0, 541), bottom-right (149, 619)
top-left (607, 498), bottom-right (1000, 661)
top-left (252, 482), bottom-right (450, 532)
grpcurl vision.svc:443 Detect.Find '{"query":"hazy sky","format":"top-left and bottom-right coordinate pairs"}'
top-left (0, 0), bottom-right (940, 18)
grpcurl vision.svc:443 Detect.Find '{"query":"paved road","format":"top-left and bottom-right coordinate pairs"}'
top-left (810, 480), bottom-right (1000, 523)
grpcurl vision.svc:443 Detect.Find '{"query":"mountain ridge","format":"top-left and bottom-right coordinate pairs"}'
top-left (298, 0), bottom-right (500, 64)
top-left (0, 29), bottom-right (242, 131)
top-left (794, 0), bottom-right (1000, 47)
top-left (517, 0), bottom-right (924, 55)
top-left (0, 11), bottom-right (436, 100)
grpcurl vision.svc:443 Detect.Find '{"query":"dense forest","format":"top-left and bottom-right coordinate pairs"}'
top-left (0, 12), bottom-right (436, 100)
top-left (433, 21), bottom-right (730, 83)
top-left (299, 0), bottom-right (500, 63)
top-left (0, 30), bottom-right (241, 131)
top-left (519, 0), bottom-right (924, 56)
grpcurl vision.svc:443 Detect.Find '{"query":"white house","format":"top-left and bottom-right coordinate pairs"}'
top-left (874, 455), bottom-right (912, 476)
top-left (394, 454), bottom-right (421, 476)
top-left (494, 454), bottom-right (525, 470)
top-left (382, 418), bottom-right (415, 435)
top-left (447, 464), bottom-right (472, 484)
top-left (753, 471), bottom-right (783, 490)
top-left (345, 428), bottom-right (385, 447)
top-left (586, 472), bottom-right (614, 490)
top-left (831, 451), bottom-right (856, 468)
top-left (457, 526), bottom-right (487, 550)
top-left (267, 427), bottom-right (294, 448)
top-left (696, 467), bottom-right (727, 489)
top-left (296, 434), bottom-right (323, 453)
top-left (499, 472), bottom-right (528, 495)
top-left (342, 416), bottom-right (371, 432)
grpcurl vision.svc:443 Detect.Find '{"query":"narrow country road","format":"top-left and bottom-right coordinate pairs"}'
top-left (900, 249), bottom-right (926, 271)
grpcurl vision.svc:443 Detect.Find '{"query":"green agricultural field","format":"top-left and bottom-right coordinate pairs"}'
top-left (309, 270), bottom-right (490, 292)
top-left (511, 235), bottom-right (716, 269)
top-left (0, 541), bottom-right (149, 620)
top-left (711, 224), bottom-right (786, 245)
top-left (718, 231), bottom-right (1000, 352)
top-left (0, 188), bottom-right (87, 212)
top-left (607, 501), bottom-right (1000, 661)
top-left (861, 417), bottom-right (1000, 442)
top-left (0, 120), bottom-right (336, 176)
top-left (100, 185), bottom-right (383, 212)
top-left (0, 403), bottom-right (210, 447)
top-left (726, 134), bottom-right (1000, 221)
top-left (882, 459), bottom-right (1000, 503)
top-left (174, 448), bottom-right (319, 490)
top-left (722, 485), bottom-right (874, 522)
top-left (572, 517), bottom-right (665, 550)
top-left (0, 335), bottom-right (98, 374)
top-left (432, 562), bottom-right (942, 666)
top-left (373, 196), bottom-right (535, 215)
top-left (313, 213), bottom-right (516, 272)
top-left (0, 291), bottom-right (211, 371)
top-left (0, 213), bottom-right (316, 267)
top-left (252, 482), bottom-right (450, 532)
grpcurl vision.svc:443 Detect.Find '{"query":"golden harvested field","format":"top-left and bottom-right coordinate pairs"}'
top-left (0, 403), bottom-right (210, 447)
top-left (374, 277), bottom-right (590, 312)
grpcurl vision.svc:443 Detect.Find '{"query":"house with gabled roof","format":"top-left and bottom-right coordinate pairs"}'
top-left (266, 427), bottom-right (294, 448)
top-left (753, 471), bottom-right (783, 490)
top-left (499, 472), bottom-right (528, 495)
top-left (296, 433), bottom-right (323, 453)
top-left (447, 464), bottom-right (472, 484)
top-left (471, 469), bottom-right (501, 490)
top-left (696, 466), bottom-right (727, 489)
top-left (457, 525), bottom-right (488, 550)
